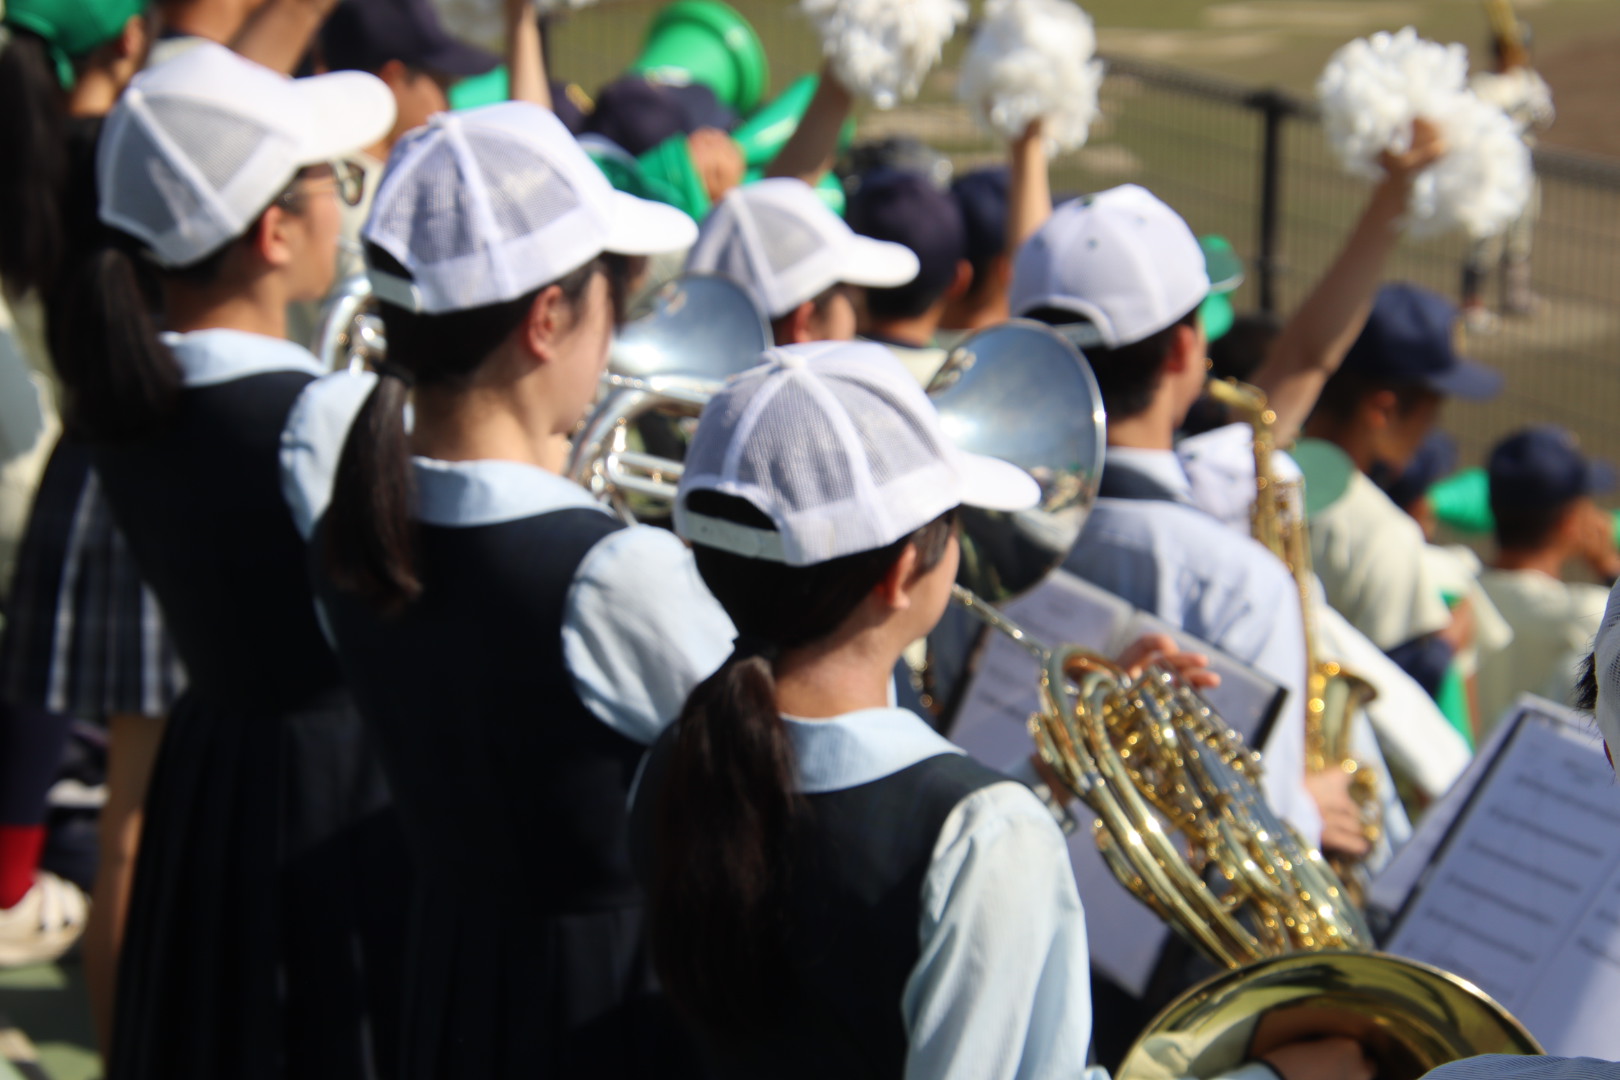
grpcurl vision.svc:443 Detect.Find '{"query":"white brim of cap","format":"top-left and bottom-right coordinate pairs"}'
top-left (293, 71), bottom-right (398, 165)
top-left (957, 452), bottom-right (1042, 513)
top-left (839, 235), bottom-right (921, 289)
top-left (605, 190), bottom-right (700, 256)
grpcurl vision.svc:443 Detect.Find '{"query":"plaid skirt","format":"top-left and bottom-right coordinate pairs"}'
top-left (0, 439), bottom-right (184, 719)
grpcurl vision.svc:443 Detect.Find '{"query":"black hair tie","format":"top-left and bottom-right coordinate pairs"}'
top-left (373, 360), bottom-right (416, 388)
top-left (733, 633), bottom-right (780, 662)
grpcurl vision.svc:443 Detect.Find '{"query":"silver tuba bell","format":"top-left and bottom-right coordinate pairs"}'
top-left (312, 272), bottom-right (387, 374)
top-left (930, 319), bottom-right (1105, 604)
top-left (567, 273), bottom-right (772, 522)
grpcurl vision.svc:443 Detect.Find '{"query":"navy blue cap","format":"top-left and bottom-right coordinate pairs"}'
top-left (1379, 430), bottom-right (1458, 510)
top-left (951, 166), bottom-right (1010, 271)
top-left (1342, 283), bottom-right (1503, 400)
top-left (585, 76), bottom-right (734, 158)
top-left (321, 0), bottom-right (497, 78)
top-left (1488, 425), bottom-right (1617, 511)
top-left (846, 168), bottom-right (966, 305)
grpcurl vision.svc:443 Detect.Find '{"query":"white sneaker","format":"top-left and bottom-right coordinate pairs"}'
top-left (0, 871), bottom-right (89, 968)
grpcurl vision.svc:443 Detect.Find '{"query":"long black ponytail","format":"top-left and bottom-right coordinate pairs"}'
top-left (649, 493), bottom-right (956, 1043)
top-left (322, 248), bottom-right (603, 614)
top-left (0, 29), bottom-right (69, 297)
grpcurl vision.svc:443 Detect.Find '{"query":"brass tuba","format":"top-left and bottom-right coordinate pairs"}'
top-left (566, 273), bottom-right (772, 523)
top-left (1202, 377), bottom-right (1381, 903)
top-left (312, 272), bottom-right (386, 374)
top-left (943, 350), bottom-right (1540, 1080)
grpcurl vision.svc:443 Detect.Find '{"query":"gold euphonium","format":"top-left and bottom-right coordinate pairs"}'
top-left (1202, 378), bottom-right (1381, 904)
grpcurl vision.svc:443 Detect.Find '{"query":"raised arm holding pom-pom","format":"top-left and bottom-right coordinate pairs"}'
top-left (765, 62), bottom-right (855, 186)
top-left (1251, 117), bottom-right (1447, 447)
top-left (504, 0), bottom-right (550, 108)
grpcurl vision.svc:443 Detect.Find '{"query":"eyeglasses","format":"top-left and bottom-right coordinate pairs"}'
top-left (274, 160), bottom-right (366, 211)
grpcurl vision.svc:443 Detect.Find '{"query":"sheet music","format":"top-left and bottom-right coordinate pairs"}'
top-left (1367, 697), bottom-right (1531, 918)
top-left (1385, 702), bottom-right (1620, 1057)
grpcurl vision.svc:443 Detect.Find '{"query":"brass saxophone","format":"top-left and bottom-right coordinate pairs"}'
top-left (1202, 378), bottom-right (1381, 903)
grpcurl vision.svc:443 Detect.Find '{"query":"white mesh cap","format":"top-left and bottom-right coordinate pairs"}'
top-left (684, 178), bottom-right (919, 320)
top-left (98, 42), bottom-right (395, 268)
top-left (675, 341), bottom-right (1039, 565)
top-left (1009, 183), bottom-right (1210, 347)
top-left (364, 103), bottom-right (698, 314)
top-left (1593, 582), bottom-right (1620, 757)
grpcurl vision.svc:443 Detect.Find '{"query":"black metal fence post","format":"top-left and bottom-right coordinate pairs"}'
top-left (1252, 88), bottom-right (1291, 315)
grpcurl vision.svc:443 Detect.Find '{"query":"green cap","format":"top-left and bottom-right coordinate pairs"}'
top-left (1197, 234), bottom-right (1243, 342)
top-left (4, 0), bottom-right (147, 88)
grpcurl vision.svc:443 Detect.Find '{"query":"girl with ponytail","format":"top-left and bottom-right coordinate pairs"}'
top-left (60, 43), bottom-right (415, 1080)
top-left (284, 102), bottom-right (724, 1078)
top-left (0, 0), bottom-right (166, 1040)
top-left (634, 338), bottom-right (1087, 1079)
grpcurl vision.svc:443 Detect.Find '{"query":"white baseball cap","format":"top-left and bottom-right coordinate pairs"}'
top-left (98, 41), bottom-right (396, 268)
top-left (684, 178), bottom-right (920, 320)
top-left (1009, 184), bottom-right (1211, 348)
top-left (675, 340), bottom-right (1040, 566)
top-left (364, 102), bottom-right (698, 314)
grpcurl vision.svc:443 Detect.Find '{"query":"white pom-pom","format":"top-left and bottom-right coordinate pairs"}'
top-left (801, 0), bottom-right (968, 109)
top-left (533, 0), bottom-right (597, 12)
top-left (1316, 27), bottom-right (1532, 238)
top-left (956, 0), bottom-right (1104, 154)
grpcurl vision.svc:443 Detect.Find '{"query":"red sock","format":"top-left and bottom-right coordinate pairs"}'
top-left (0, 825), bottom-right (45, 909)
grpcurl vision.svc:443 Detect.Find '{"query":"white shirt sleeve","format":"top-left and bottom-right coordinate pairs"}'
top-left (903, 781), bottom-right (1094, 1080)
top-left (562, 524), bottom-right (736, 745)
top-left (278, 370), bottom-right (377, 541)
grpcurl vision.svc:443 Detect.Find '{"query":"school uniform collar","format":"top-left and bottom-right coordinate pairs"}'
top-left (783, 707), bottom-right (964, 795)
top-left (161, 328), bottom-right (326, 388)
top-left (1103, 446), bottom-right (1195, 501)
top-left (413, 456), bottom-right (611, 528)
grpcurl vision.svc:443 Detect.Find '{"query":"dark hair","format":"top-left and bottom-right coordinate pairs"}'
top-left (1576, 649), bottom-right (1598, 715)
top-left (1492, 499), bottom-right (1574, 551)
top-left (1025, 304), bottom-right (1200, 420)
top-left (1209, 311), bottom-right (1281, 384)
top-left (846, 170), bottom-right (966, 322)
top-left (650, 493), bottom-right (955, 1042)
top-left (322, 248), bottom-right (606, 614)
top-left (768, 282), bottom-right (847, 344)
top-left (51, 165), bottom-right (321, 442)
top-left (0, 30), bottom-right (71, 297)
top-left (1308, 368), bottom-right (1438, 426)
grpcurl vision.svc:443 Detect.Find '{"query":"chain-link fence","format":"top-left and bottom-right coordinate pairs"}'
top-left (534, 1), bottom-right (1620, 476)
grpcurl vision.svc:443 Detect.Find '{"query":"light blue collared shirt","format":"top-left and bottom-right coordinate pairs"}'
top-left (782, 706), bottom-right (1095, 1080)
top-left (1064, 447), bottom-right (1319, 843)
top-left (278, 373), bottom-right (735, 746)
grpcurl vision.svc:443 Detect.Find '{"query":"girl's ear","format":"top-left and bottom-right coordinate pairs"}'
top-left (520, 283), bottom-right (568, 362)
top-left (871, 543), bottom-right (919, 612)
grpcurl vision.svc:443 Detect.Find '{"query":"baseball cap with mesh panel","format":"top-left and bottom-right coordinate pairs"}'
top-left (363, 102), bottom-right (698, 314)
top-left (97, 41), bottom-right (395, 268)
top-left (675, 341), bottom-right (1039, 566)
top-left (1009, 184), bottom-right (1211, 348)
top-left (684, 178), bottom-right (919, 320)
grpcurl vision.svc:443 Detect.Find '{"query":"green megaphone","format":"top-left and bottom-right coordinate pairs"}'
top-left (628, 0), bottom-right (769, 116)
top-left (732, 74), bottom-right (857, 172)
top-left (1429, 467), bottom-right (1494, 535)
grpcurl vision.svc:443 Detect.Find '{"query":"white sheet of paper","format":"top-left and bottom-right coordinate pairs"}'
top-left (1384, 699), bottom-right (1620, 1057)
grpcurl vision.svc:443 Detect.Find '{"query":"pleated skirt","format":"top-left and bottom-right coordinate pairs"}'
top-left (108, 685), bottom-right (410, 1080)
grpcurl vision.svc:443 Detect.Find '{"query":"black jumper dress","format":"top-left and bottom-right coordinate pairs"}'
top-left (93, 332), bottom-right (409, 1080)
top-left (312, 487), bottom-right (701, 1078)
